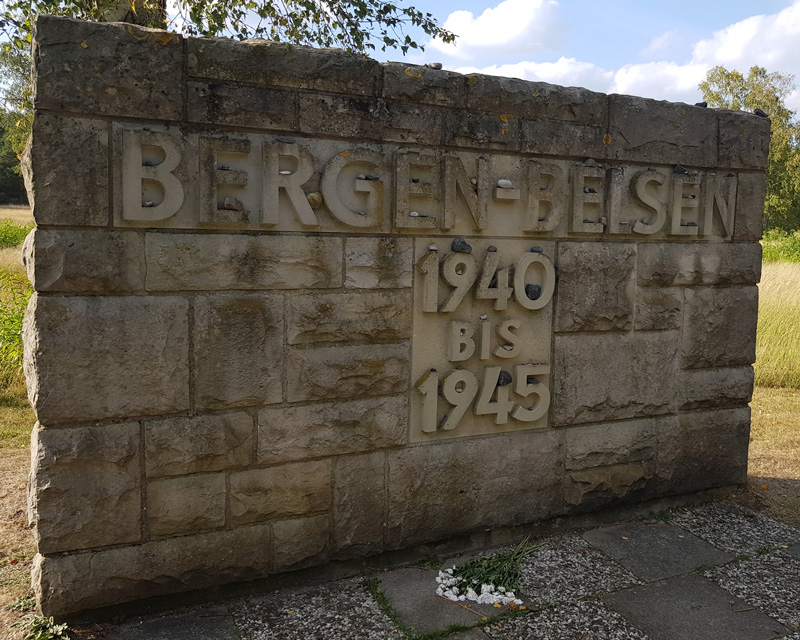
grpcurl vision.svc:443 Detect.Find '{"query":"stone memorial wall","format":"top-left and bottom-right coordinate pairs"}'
top-left (22, 15), bottom-right (767, 617)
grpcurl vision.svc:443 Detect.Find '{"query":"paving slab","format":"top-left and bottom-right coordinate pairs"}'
top-left (582, 522), bottom-right (732, 582)
top-left (704, 550), bottom-right (800, 629)
top-left (101, 605), bottom-right (238, 640)
top-left (519, 535), bottom-right (641, 607)
top-left (603, 573), bottom-right (790, 640)
top-left (484, 600), bottom-right (649, 640)
top-left (231, 577), bottom-right (397, 640)
top-left (676, 505), bottom-right (800, 555)
top-left (378, 567), bottom-right (501, 635)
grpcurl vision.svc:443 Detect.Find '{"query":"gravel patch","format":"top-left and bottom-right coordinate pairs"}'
top-left (704, 550), bottom-right (800, 631)
top-left (674, 505), bottom-right (800, 555)
top-left (231, 577), bottom-right (397, 640)
top-left (484, 600), bottom-right (650, 640)
top-left (519, 535), bottom-right (641, 608)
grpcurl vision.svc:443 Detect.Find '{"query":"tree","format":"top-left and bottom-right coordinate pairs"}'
top-left (0, 0), bottom-right (455, 54)
top-left (700, 65), bottom-right (800, 232)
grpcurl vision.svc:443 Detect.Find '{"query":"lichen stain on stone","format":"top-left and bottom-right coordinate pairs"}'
top-left (468, 75), bottom-right (478, 86)
top-left (603, 133), bottom-right (612, 146)
top-left (405, 67), bottom-right (422, 79)
top-left (499, 114), bottom-right (513, 124)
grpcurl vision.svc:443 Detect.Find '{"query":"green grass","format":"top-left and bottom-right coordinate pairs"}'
top-left (0, 268), bottom-right (31, 392)
top-left (761, 229), bottom-right (800, 263)
top-left (755, 262), bottom-right (800, 388)
top-left (0, 220), bottom-right (32, 250)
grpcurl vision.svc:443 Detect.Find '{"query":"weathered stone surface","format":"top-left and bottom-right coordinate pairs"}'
top-left (680, 367), bottom-right (754, 410)
top-left (273, 515), bottom-right (330, 571)
top-left (188, 82), bottom-right (297, 130)
top-left (466, 75), bottom-right (607, 123)
top-left (30, 423), bottom-right (140, 554)
top-left (33, 16), bottom-right (182, 119)
top-left (333, 452), bottom-right (386, 558)
top-left (345, 237), bottom-right (413, 289)
top-left (147, 474), bottom-right (226, 537)
top-left (522, 120), bottom-right (606, 159)
top-left (22, 114), bottom-right (108, 227)
top-left (376, 100), bottom-right (445, 146)
top-left (564, 419), bottom-right (658, 509)
top-left (34, 525), bottom-right (271, 617)
top-left (188, 37), bottom-right (380, 96)
top-left (229, 460), bottom-right (330, 525)
top-left (734, 173), bottom-right (768, 241)
top-left (258, 397), bottom-right (406, 464)
top-left (298, 94), bottom-right (380, 139)
top-left (657, 408), bottom-right (750, 494)
top-left (606, 96), bottom-right (717, 166)
top-left (566, 462), bottom-right (655, 508)
top-left (565, 419), bottom-right (657, 471)
top-left (387, 430), bottom-right (563, 547)
top-left (552, 332), bottom-right (679, 426)
top-left (287, 344), bottom-right (409, 403)
top-left (23, 295), bottom-right (190, 424)
top-left (718, 109), bottom-right (771, 170)
top-left (555, 242), bottom-right (636, 331)
top-left (445, 110), bottom-right (521, 151)
top-left (194, 293), bottom-right (283, 410)
top-left (145, 412), bottom-right (254, 477)
top-left (681, 286), bottom-right (758, 369)
top-left (634, 287), bottom-right (683, 331)
top-left (287, 290), bottom-right (411, 344)
top-left (23, 229), bottom-right (144, 293)
top-left (146, 233), bottom-right (342, 291)
top-left (382, 64), bottom-right (466, 107)
top-left (638, 243), bottom-right (761, 286)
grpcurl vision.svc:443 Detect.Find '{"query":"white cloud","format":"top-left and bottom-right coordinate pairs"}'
top-left (455, 57), bottom-right (613, 91)
top-left (640, 31), bottom-right (675, 59)
top-left (430, 0), bottom-right (565, 61)
top-left (611, 61), bottom-right (709, 104)
top-left (442, 0), bottom-right (800, 108)
top-left (693, 1), bottom-right (800, 72)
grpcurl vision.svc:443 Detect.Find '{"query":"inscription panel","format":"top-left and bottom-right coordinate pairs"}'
top-left (113, 125), bottom-right (738, 241)
top-left (410, 238), bottom-right (554, 442)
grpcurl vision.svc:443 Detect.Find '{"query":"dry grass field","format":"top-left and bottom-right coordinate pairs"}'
top-left (0, 214), bottom-right (797, 636)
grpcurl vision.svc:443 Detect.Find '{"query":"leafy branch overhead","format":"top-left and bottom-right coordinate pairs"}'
top-left (0, 0), bottom-right (456, 54)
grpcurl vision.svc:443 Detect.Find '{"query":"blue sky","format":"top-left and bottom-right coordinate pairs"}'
top-left (380, 0), bottom-right (800, 109)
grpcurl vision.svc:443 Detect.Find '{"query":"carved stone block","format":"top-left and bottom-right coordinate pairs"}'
top-left (552, 332), bottom-right (680, 426)
top-left (23, 229), bottom-right (144, 293)
top-left (145, 412), bottom-right (255, 477)
top-left (606, 96), bottom-right (718, 166)
top-left (193, 293), bottom-right (283, 410)
top-left (681, 287), bottom-right (758, 369)
top-left (555, 242), bottom-right (637, 331)
top-left (287, 343), bottom-right (409, 403)
top-left (21, 114), bottom-right (109, 227)
top-left (147, 474), bottom-right (226, 537)
top-left (332, 452), bottom-right (386, 558)
top-left (258, 397), bottom-right (407, 464)
top-left (24, 295), bottom-right (190, 424)
top-left (146, 233), bottom-right (343, 290)
top-left (33, 525), bottom-right (271, 617)
top-left (273, 515), bottom-right (330, 571)
top-left (345, 237), bottom-right (413, 289)
top-left (287, 290), bottom-right (412, 345)
top-left (229, 461), bottom-right (330, 525)
top-left (387, 430), bottom-right (563, 548)
top-left (30, 423), bottom-right (141, 554)
top-left (33, 16), bottom-right (183, 119)
top-left (638, 242), bottom-right (762, 287)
